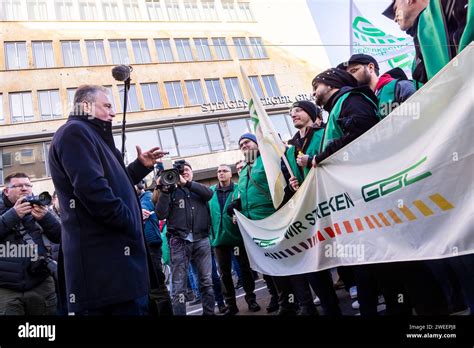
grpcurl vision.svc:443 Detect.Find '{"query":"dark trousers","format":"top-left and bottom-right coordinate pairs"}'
top-left (272, 275), bottom-right (297, 312)
top-left (148, 244), bottom-right (173, 316)
top-left (305, 270), bottom-right (342, 316)
top-left (263, 274), bottom-right (278, 301)
top-left (355, 261), bottom-right (450, 316)
top-left (214, 244), bottom-right (256, 306)
top-left (289, 275), bottom-right (317, 315)
top-left (211, 253), bottom-right (225, 306)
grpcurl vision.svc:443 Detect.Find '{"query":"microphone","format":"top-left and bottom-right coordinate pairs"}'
top-left (112, 65), bottom-right (132, 82)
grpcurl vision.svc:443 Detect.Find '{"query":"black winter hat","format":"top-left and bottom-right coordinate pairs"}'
top-left (312, 68), bottom-right (358, 89)
top-left (291, 100), bottom-right (321, 122)
top-left (337, 54), bottom-right (380, 71)
top-left (382, 0), bottom-right (396, 20)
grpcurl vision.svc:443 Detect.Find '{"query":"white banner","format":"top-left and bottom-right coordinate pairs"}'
top-left (237, 45), bottom-right (474, 276)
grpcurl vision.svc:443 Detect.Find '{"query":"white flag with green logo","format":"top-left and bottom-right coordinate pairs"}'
top-left (240, 67), bottom-right (288, 209)
top-left (351, 0), bottom-right (415, 75)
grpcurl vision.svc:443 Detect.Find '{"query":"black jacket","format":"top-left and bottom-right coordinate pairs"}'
top-left (48, 114), bottom-right (153, 312)
top-left (0, 193), bottom-right (61, 291)
top-left (315, 85), bottom-right (379, 163)
top-left (155, 181), bottom-right (213, 240)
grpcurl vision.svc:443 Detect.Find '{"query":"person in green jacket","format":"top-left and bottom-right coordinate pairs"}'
top-left (286, 100), bottom-right (325, 192)
top-left (382, 0), bottom-right (473, 88)
top-left (338, 54), bottom-right (416, 119)
top-left (209, 164), bottom-right (261, 315)
top-left (235, 133), bottom-right (302, 315)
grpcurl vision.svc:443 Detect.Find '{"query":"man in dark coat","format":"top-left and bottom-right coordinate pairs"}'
top-left (0, 173), bottom-right (61, 315)
top-left (48, 85), bottom-right (166, 315)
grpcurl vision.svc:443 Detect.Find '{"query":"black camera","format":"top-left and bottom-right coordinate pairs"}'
top-left (159, 160), bottom-right (186, 186)
top-left (23, 191), bottom-right (52, 206)
top-left (28, 255), bottom-right (58, 281)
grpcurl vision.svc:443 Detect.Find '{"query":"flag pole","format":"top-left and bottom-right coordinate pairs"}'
top-left (349, 0), bottom-right (354, 55)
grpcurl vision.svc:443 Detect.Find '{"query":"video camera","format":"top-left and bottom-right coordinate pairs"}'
top-left (23, 191), bottom-right (52, 206)
top-left (159, 159), bottom-right (187, 187)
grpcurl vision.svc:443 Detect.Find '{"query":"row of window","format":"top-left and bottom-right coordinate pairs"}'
top-left (3, 36), bottom-right (267, 70)
top-left (0, 74), bottom-right (280, 123)
top-left (0, 0), bottom-right (254, 22)
top-left (0, 113), bottom-right (294, 185)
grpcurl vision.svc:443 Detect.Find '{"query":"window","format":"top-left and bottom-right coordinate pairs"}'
top-left (238, 2), bottom-right (254, 21)
top-left (109, 39), bottom-right (130, 65)
top-left (79, 1), bottom-right (99, 20)
top-left (38, 90), bottom-right (62, 120)
top-left (0, 144), bottom-right (48, 182)
top-left (118, 84), bottom-right (140, 112)
top-left (61, 41), bottom-right (83, 67)
top-left (0, 0), bottom-right (22, 20)
top-left (249, 37), bottom-right (267, 58)
top-left (262, 75), bottom-right (281, 97)
top-left (164, 81), bottom-right (185, 107)
top-left (146, 0), bottom-right (164, 20)
top-left (154, 39), bottom-right (174, 62)
top-left (5, 42), bottom-right (27, 70)
top-left (27, 0), bottom-right (48, 20)
top-left (86, 40), bottom-right (106, 65)
top-left (0, 94), bottom-right (4, 123)
top-left (175, 124), bottom-right (210, 156)
top-left (201, 0), bottom-right (217, 21)
top-left (9, 92), bottom-right (34, 123)
top-left (212, 37), bottom-right (230, 60)
top-left (232, 37), bottom-right (251, 59)
top-left (104, 86), bottom-right (116, 111)
top-left (131, 39), bottom-right (151, 64)
top-left (158, 128), bottom-right (178, 157)
top-left (31, 41), bottom-right (53, 69)
top-left (224, 77), bottom-right (243, 101)
top-left (166, 0), bottom-right (181, 21)
top-left (175, 38), bottom-right (193, 62)
top-left (2, 152), bottom-right (12, 167)
top-left (55, 0), bottom-right (74, 20)
top-left (121, 130), bottom-right (160, 164)
top-left (194, 38), bottom-right (212, 61)
top-left (184, 1), bottom-right (200, 20)
top-left (222, 0), bottom-right (238, 21)
top-left (185, 80), bottom-right (205, 105)
top-left (226, 118), bottom-right (250, 149)
top-left (205, 79), bottom-right (224, 103)
top-left (102, 0), bottom-right (120, 20)
top-left (205, 123), bottom-right (225, 151)
top-left (270, 114), bottom-right (292, 141)
top-left (141, 83), bottom-right (163, 109)
top-left (123, 0), bottom-right (141, 20)
top-left (249, 76), bottom-right (264, 98)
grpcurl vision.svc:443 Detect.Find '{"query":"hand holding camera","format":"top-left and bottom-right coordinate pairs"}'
top-left (13, 198), bottom-right (32, 219)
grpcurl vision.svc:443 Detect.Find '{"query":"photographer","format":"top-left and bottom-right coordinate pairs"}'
top-left (0, 173), bottom-right (61, 315)
top-left (155, 160), bottom-right (215, 315)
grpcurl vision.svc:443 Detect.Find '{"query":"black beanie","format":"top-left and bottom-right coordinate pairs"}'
top-left (312, 68), bottom-right (358, 89)
top-left (291, 100), bottom-right (321, 122)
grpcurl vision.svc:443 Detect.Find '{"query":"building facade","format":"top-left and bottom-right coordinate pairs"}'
top-left (0, 0), bottom-right (329, 192)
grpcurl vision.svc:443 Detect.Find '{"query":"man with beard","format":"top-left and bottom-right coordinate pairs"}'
top-left (311, 68), bottom-right (380, 167)
top-left (382, 0), bottom-right (473, 88)
top-left (337, 54), bottom-right (416, 118)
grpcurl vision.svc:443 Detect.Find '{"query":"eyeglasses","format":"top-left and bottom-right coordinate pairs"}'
top-left (217, 170), bottom-right (230, 173)
top-left (9, 184), bottom-right (33, 189)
